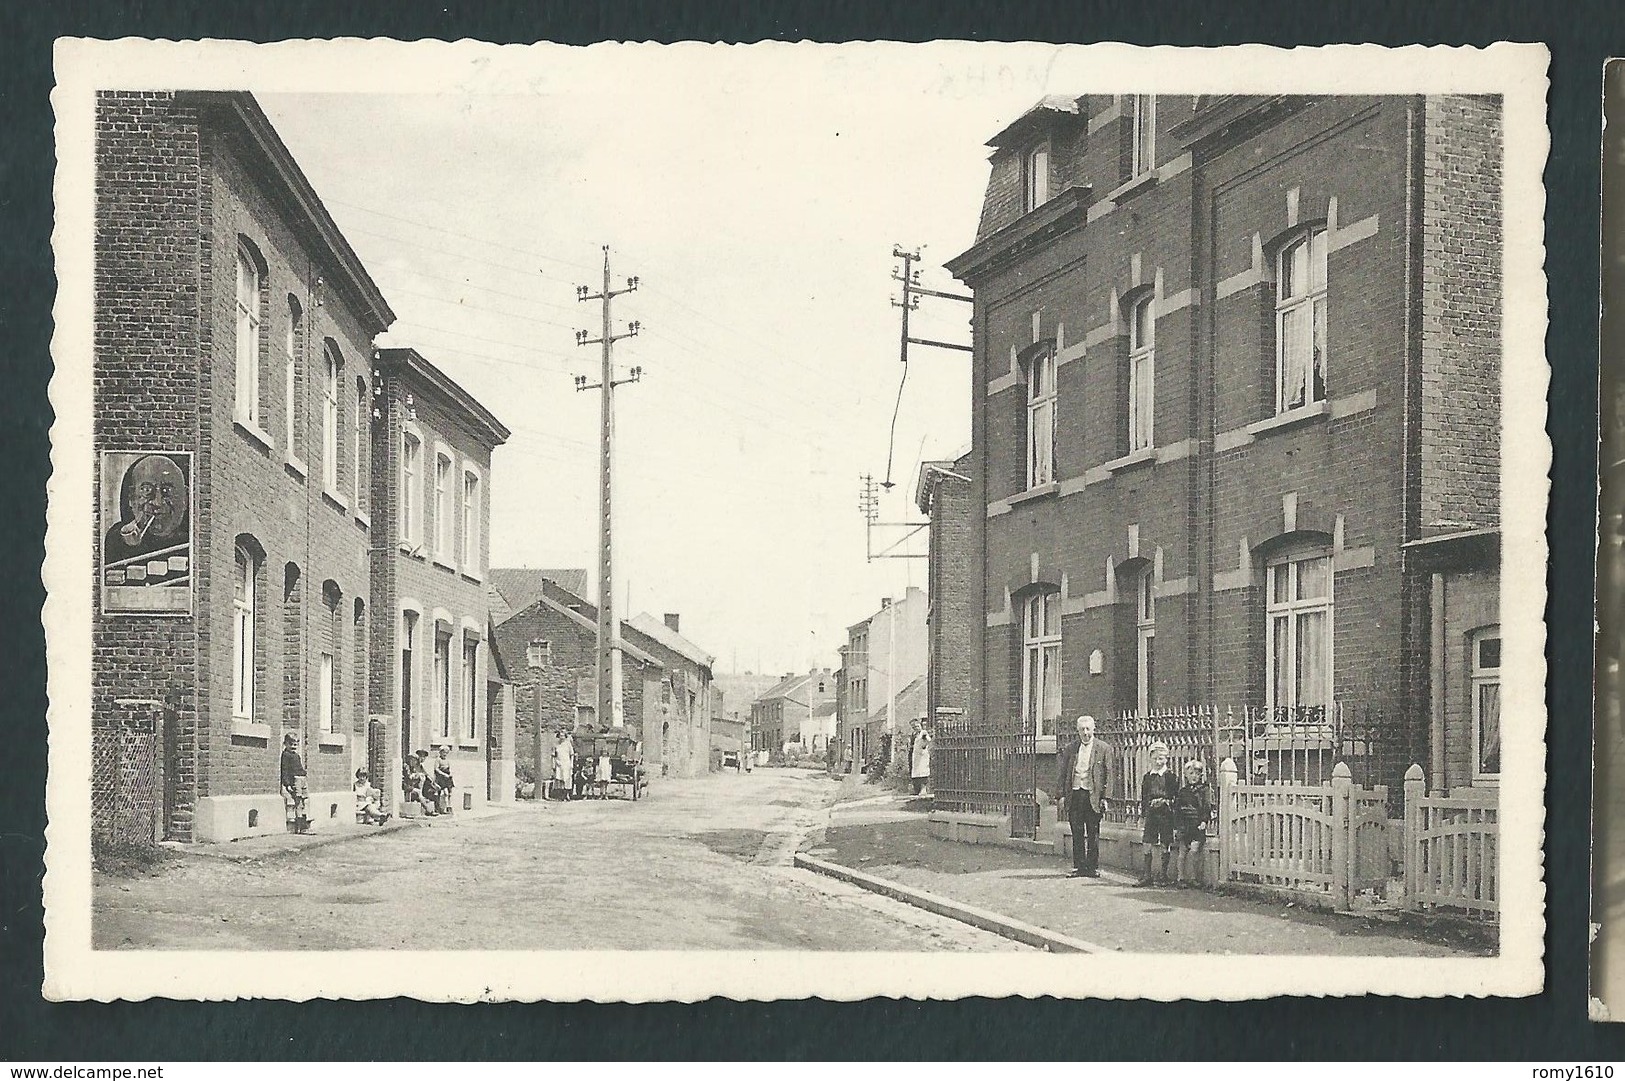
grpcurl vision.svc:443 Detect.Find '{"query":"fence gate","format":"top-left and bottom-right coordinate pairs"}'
top-left (1403, 766), bottom-right (1499, 918)
top-left (93, 701), bottom-right (166, 846)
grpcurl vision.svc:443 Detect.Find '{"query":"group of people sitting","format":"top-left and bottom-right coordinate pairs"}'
top-left (402, 746), bottom-right (457, 816)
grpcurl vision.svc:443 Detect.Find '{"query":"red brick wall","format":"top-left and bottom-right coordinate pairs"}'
top-left (94, 92), bottom-right (382, 836)
top-left (926, 454), bottom-right (980, 728)
top-left (1421, 95), bottom-right (1502, 532)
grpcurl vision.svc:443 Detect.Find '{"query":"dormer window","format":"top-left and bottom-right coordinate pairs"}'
top-left (1024, 144), bottom-right (1050, 212)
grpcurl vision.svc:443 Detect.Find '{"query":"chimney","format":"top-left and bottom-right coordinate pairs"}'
top-left (880, 597), bottom-right (893, 609)
top-left (663, 613), bottom-right (681, 633)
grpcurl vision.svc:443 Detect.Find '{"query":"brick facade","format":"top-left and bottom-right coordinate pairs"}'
top-left (919, 453), bottom-right (978, 736)
top-left (369, 347), bottom-right (511, 812)
top-left (94, 91), bottom-right (394, 841)
top-left (946, 94), bottom-right (1501, 791)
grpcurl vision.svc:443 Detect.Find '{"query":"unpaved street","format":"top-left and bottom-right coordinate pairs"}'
top-left (93, 768), bottom-right (1023, 951)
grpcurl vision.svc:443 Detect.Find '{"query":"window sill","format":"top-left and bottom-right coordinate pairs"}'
top-left (283, 452), bottom-right (308, 479)
top-left (432, 555), bottom-right (458, 574)
top-left (1008, 481), bottom-right (1059, 507)
top-left (461, 570), bottom-right (484, 585)
top-left (1246, 400), bottom-right (1329, 439)
top-left (1101, 446), bottom-right (1157, 475)
top-left (233, 416), bottom-right (275, 453)
top-left (354, 510), bottom-right (371, 531)
top-left (231, 718), bottom-right (272, 741)
top-left (319, 732), bottom-right (347, 749)
top-left (1105, 170), bottom-right (1158, 205)
top-left (321, 488), bottom-right (350, 513)
top-left (398, 542), bottom-right (426, 559)
top-left (457, 740), bottom-right (480, 751)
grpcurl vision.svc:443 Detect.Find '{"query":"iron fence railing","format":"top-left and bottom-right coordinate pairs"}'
top-left (932, 712), bottom-right (1023, 820)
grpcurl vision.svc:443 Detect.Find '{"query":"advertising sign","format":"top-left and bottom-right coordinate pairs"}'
top-left (100, 450), bottom-right (192, 615)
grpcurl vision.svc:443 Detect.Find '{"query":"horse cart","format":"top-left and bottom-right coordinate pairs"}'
top-left (571, 732), bottom-right (648, 800)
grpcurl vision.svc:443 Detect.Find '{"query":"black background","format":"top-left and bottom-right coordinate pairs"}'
top-left (0, 0), bottom-right (1607, 1061)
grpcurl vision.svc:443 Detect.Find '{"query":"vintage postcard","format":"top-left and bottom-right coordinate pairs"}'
top-left (1596, 58), bottom-right (1623, 1023)
top-left (46, 38), bottom-right (1547, 1001)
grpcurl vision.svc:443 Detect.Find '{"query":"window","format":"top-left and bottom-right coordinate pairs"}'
top-left (1472, 628), bottom-right (1501, 777)
top-left (463, 638), bottom-right (479, 742)
top-left (1024, 144), bottom-right (1050, 212)
top-left (434, 453), bottom-right (452, 558)
top-left (322, 344), bottom-right (341, 491)
top-left (1276, 227), bottom-right (1328, 413)
top-left (401, 433), bottom-right (422, 545)
top-left (1022, 591), bottom-right (1062, 739)
top-left (1132, 95), bottom-right (1156, 178)
top-left (526, 639), bottom-right (551, 668)
top-left (1136, 568), bottom-right (1156, 715)
top-left (462, 469), bottom-right (481, 574)
top-left (1266, 550), bottom-right (1332, 712)
top-left (284, 296), bottom-right (302, 453)
top-left (234, 245), bottom-right (262, 426)
top-left (1128, 293), bottom-right (1155, 452)
top-left (231, 544), bottom-right (256, 719)
top-left (354, 377), bottom-right (366, 511)
top-left (401, 612), bottom-right (418, 747)
top-left (435, 632), bottom-right (452, 741)
top-left (1026, 346), bottom-right (1057, 488)
top-left (319, 650), bottom-right (336, 734)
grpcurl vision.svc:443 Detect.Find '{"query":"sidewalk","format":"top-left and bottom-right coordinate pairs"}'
top-left (801, 805), bottom-right (1492, 957)
top-left (161, 800), bottom-right (516, 864)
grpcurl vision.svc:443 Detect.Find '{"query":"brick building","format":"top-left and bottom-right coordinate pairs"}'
top-left (751, 669), bottom-right (835, 757)
top-left (917, 453), bottom-right (978, 738)
top-left (626, 612), bottom-right (716, 778)
top-left (940, 94), bottom-right (1502, 812)
top-left (488, 571), bottom-right (714, 783)
top-left (837, 588), bottom-right (929, 774)
top-left (369, 347), bottom-right (514, 813)
top-left (93, 91), bottom-right (394, 841)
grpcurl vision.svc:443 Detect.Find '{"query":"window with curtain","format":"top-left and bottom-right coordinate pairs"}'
top-left (1022, 591), bottom-right (1062, 738)
top-left (322, 345), bottom-right (341, 490)
top-left (1472, 628), bottom-right (1501, 776)
top-left (462, 469), bottom-right (480, 573)
top-left (234, 245), bottom-right (262, 426)
top-left (435, 453), bottom-right (452, 558)
top-left (1266, 550), bottom-right (1332, 713)
top-left (284, 295), bottom-right (302, 453)
top-left (1136, 567), bottom-right (1156, 716)
top-left (1132, 95), bottom-right (1157, 178)
top-left (1026, 346), bottom-right (1056, 488)
top-left (232, 544), bottom-right (256, 720)
top-left (1276, 227), bottom-right (1329, 413)
top-left (1128, 293), bottom-right (1155, 452)
top-left (401, 433), bottom-right (421, 545)
top-left (463, 638), bottom-right (478, 742)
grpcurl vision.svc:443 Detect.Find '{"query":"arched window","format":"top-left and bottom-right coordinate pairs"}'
top-left (1265, 547), bottom-right (1332, 714)
top-left (434, 451), bottom-right (453, 558)
top-left (322, 342), bottom-right (342, 491)
top-left (461, 466), bottom-right (482, 574)
top-left (234, 242), bottom-right (264, 427)
top-left (1128, 292), bottom-right (1155, 452)
top-left (1025, 344), bottom-right (1057, 488)
top-left (401, 431), bottom-right (422, 545)
top-left (284, 295), bottom-right (303, 454)
top-left (1022, 590), bottom-right (1062, 738)
top-left (353, 376), bottom-right (367, 512)
top-left (232, 542), bottom-right (259, 719)
top-left (1024, 144), bottom-right (1050, 212)
top-left (1471, 627), bottom-right (1501, 778)
top-left (1276, 227), bottom-right (1328, 413)
top-left (1135, 566), bottom-right (1156, 715)
top-left (1132, 95), bottom-right (1157, 178)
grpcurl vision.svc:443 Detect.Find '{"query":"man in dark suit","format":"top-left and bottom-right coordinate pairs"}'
top-left (1054, 714), bottom-right (1114, 877)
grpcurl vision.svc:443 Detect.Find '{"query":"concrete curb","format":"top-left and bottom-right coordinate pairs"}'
top-left (793, 853), bottom-right (1105, 954)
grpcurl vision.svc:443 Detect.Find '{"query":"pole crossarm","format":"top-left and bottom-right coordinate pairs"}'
top-left (907, 336), bottom-right (973, 353)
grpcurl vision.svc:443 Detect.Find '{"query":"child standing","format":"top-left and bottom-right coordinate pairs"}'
top-left (1139, 742), bottom-right (1178, 886)
top-left (1172, 758), bottom-right (1214, 887)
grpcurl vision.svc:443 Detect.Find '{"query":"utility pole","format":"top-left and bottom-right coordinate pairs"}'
top-left (575, 247), bottom-right (643, 730)
top-left (882, 245), bottom-right (973, 490)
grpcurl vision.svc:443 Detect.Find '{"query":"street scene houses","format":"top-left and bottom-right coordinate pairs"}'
top-left (84, 64), bottom-right (1522, 965)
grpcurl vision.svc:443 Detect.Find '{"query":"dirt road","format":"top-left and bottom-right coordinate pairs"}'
top-left (93, 768), bottom-right (1023, 951)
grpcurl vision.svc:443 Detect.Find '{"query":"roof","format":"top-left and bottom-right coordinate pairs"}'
top-left (377, 347), bottom-right (511, 448)
top-left (868, 675), bottom-right (927, 726)
top-left (627, 612), bottom-right (716, 670)
top-left (915, 456), bottom-right (974, 514)
top-left (176, 92), bottom-right (395, 335)
top-left (759, 672), bottom-right (809, 702)
top-left (512, 591), bottom-right (661, 669)
top-left (489, 568), bottom-right (590, 618)
top-left (986, 94), bottom-right (1083, 150)
top-left (486, 583), bottom-right (513, 627)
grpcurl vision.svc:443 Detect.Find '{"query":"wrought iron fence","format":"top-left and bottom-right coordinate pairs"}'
top-left (932, 711), bottom-right (1024, 821)
top-left (1238, 703), bottom-right (1414, 815)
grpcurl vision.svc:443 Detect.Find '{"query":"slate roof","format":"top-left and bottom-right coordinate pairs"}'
top-left (488, 567), bottom-right (590, 620)
top-left (627, 612), bottom-right (716, 670)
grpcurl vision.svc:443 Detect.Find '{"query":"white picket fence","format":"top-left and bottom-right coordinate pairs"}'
top-left (1217, 759), bottom-right (1497, 917)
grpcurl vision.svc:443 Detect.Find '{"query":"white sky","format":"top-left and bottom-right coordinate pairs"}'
top-left (256, 45), bottom-right (1076, 675)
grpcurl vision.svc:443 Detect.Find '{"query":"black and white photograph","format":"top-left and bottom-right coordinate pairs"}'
top-left (44, 38), bottom-right (1548, 1002)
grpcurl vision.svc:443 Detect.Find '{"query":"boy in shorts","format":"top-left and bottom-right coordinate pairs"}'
top-left (1139, 741), bottom-right (1178, 886)
top-left (1172, 758), bottom-right (1214, 886)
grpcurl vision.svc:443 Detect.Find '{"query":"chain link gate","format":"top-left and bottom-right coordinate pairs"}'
top-left (92, 700), bottom-right (167, 846)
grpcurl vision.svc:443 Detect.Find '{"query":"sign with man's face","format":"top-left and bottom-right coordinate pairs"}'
top-left (100, 451), bottom-right (192, 615)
